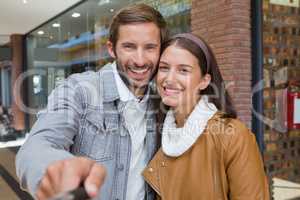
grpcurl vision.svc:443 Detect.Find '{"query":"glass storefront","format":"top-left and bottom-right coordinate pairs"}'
top-left (25, 0), bottom-right (191, 127)
top-left (1, 66), bottom-right (12, 108)
top-left (263, 0), bottom-right (300, 182)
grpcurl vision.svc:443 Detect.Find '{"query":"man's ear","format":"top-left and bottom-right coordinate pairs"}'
top-left (198, 74), bottom-right (211, 90)
top-left (106, 40), bottom-right (116, 58)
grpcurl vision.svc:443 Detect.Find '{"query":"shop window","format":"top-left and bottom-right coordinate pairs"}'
top-left (290, 59), bottom-right (295, 66)
top-left (282, 27), bottom-right (287, 34)
top-left (1, 67), bottom-right (12, 108)
top-left (293, 49), bottom-right (298, 56)
top-left (263, 0), bottom-right (300, 184)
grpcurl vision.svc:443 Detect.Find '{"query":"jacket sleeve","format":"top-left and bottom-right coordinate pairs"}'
top-left (224, 120), bottom-right (269, 200)
top-left (15, 76), bottom-right (84, 196)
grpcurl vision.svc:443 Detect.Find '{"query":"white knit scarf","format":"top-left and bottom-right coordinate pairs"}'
top-left (162, 96), bottom-right (218, 157)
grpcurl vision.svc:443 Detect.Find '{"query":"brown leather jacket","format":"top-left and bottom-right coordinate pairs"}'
top-left (143, 112), bottom-right (269, 200)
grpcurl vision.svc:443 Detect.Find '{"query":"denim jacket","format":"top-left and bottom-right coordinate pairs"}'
top-left (16, 63), bottom-right (160, 200)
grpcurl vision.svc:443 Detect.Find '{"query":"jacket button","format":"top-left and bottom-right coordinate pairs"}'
top-left (161, 161), bottom-right (166, 167)
top-left (118, 164), bottom-right (124, 171)
top-left (148, 167), bottom-right (154, 172)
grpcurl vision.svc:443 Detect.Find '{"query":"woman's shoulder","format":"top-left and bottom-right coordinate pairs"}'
top-left (206, 112), bottom-right (254, 150)
top-left (207, 112), bottom-right (248, 133)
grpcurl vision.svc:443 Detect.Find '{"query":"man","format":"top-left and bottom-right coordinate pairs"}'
top-left (16, 4), bottom-right (167, 200)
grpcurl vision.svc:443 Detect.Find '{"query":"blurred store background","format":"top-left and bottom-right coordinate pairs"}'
top-left (0, 0), bottom-right (300, 199)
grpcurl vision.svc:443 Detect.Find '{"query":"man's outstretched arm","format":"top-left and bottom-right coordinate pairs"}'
top-left (15, 76), bottom-right (106, 199)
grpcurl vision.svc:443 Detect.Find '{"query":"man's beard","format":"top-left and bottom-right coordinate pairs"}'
top-left (116, 60), bottom-right (154, 92)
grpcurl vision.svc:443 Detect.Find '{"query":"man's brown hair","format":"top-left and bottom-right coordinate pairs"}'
top-left (108, 3), bottom-right (168, 49)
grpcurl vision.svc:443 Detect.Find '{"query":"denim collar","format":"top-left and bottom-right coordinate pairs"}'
top-left (100, 62), bottom-right (151, 104)
top-left (100, 62), bottom-right (120, 103)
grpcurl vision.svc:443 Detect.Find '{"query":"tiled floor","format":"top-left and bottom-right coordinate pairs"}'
top-left (0, 142), bottom-right (300, 200)
top-left (0, 175), bottom-right (20, 200)
top-left (0, 146), bottom-right (33, 200)
top-left (273, 178), bottom-right (300, 200)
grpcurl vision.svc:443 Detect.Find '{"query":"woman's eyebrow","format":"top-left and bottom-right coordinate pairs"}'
top-left (159, 61), bottom-right (193, 69)
top-left (178, 64), bottom-right (193, 68)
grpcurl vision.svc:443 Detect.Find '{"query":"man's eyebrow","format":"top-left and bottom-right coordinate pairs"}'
top-left (159, 61), bottom-right (169, 65)
top-left (146, 43), bottom-right (159, 47)
top-left (121, 42), bottom-right (135, 45)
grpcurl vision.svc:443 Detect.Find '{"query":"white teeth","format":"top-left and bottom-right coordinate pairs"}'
top-left (166, 88), bottom-right (178, 92)
top-left (130, 68), bottom-right (148, 74)
top-left (164, 87), bottom-right (180, 93)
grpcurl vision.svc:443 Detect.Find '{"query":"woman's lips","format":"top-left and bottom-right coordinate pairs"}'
top-left (162, 86), bottom-right (182, 96)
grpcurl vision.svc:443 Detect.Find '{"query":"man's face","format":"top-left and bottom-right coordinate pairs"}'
top-left (107, 22), bottom-right (161, 92)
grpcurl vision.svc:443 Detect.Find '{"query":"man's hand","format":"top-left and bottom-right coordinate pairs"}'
top-left (36, 157), bottom-right (106, 200)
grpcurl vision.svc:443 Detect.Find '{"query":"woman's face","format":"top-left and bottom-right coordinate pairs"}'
top-left (157, 44), bottom-right (210, 114)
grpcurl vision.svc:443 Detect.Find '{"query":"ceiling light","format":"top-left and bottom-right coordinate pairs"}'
top-left (52, 23), bottom-right (60, 28)
top-left (72, 12), bottom-right (81, 18)
top-left (23, 0), bottom-right (28, 4)
top-left (37, 31), bottom-right (44, 35)
top-left (98, 0), bottom-right (110, 6)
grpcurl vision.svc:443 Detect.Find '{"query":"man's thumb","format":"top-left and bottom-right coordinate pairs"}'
top-left (84, 163), bottom-right (106, 198)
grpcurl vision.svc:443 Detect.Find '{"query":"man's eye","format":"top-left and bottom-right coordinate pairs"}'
top-left (123, 44), bottom-right (135, 49)
top-left (146, 46), bottom-right (157, 50)
top-left (124, 45), bottom-right (133, 49)
top-left (159, 66), bottom-right (169, 71)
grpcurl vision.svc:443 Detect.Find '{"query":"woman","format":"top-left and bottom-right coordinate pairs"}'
top-left (143, 33), bottom-right (269, 199)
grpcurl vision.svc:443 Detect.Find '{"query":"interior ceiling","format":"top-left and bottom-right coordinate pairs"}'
top-left (28, 0), bottom-right (138, 47)
top-left (0, 0), bottom-right (82, 45)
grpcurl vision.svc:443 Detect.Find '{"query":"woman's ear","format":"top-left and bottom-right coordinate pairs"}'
top-left (198, 74), bottom-right (211, 91)
top-left (106, 40), bottom-right (116, 58)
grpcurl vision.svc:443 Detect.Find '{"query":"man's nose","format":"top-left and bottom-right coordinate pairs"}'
top-left (133, 49), bottom-right (146, 67)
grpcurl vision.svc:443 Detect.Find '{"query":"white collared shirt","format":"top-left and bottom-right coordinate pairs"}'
top-left (112, 62), bottom-right (148, 200)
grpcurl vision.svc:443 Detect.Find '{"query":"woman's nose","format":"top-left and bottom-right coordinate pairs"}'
top-left (165, 69), bottom-right (176, 83)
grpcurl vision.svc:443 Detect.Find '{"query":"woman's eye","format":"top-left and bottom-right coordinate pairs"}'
top-left (179, 68), bottom-right (189, 73)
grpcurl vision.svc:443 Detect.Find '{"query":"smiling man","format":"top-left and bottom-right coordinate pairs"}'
top-left (16, 4), bottom-right (168, 200)
top-left (107, 21), bottom-right (161, 97)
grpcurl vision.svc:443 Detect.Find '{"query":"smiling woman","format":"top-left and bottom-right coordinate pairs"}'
top-left (143, 33), bottom-right (270, 200)
top-left (157, 43), bottom-right (204, 124)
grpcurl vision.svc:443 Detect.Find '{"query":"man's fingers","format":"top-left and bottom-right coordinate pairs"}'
top-left (39, 177), bottom-right (56, 198)
top-left (60, 157), bottom-right (95, 192)
top-left (36, 189), bottom-right (47, 200)
top-left (45, 161), bottom-right (63, 192)
top-left (36, 157), bottom-right (102, 199)
top-left (36, 161), bottom-right (63, 199)
top-left (84, 163), bottom-right (106, 198)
